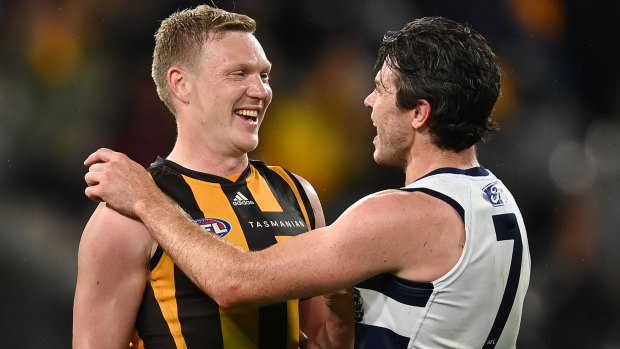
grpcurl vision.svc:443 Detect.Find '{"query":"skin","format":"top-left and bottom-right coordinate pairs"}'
top-left (166, 30), bottom-right (272, 173)
top-left (73, 30), bottom-right (336, 349)
top-left (81, 62), bottom-right (477, 348)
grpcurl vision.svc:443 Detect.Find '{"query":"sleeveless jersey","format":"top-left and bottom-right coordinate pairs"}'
top-left (130, 157), bottom-right (316, 349)
top-left (354, 167), bottom-right (531, 349)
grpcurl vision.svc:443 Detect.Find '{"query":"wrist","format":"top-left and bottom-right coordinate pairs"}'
top-left (132, 187), bottom-right (171, 221)
top-left (132, 197), bottom-right (150, 220)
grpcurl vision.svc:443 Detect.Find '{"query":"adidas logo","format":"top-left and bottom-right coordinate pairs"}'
top-left (233, 192), bottom-right (255, 206)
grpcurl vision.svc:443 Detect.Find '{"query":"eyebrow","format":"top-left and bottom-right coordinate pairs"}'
top-left (374, 77), bottom-right (381, 88)
top-left (375, 76), bottom-right (386, 91)
top-left (225, 59), bottom-right (272, 72)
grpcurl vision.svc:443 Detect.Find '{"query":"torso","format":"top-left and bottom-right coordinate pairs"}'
top-left (354, 167), bottom-right (531, 349)
top-left (130, 157), bottom-right (316, 349)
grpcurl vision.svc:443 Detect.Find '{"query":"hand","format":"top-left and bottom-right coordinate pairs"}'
top-left (322, 289), bottom-right (355, 349)
top-left (84, 148), bottom-right (159, 218)
top-left (323, 288), bottom-right (355, 317)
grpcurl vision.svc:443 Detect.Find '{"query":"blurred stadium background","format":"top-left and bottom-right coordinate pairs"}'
top-left (1, 0), bottom-right (619, 347)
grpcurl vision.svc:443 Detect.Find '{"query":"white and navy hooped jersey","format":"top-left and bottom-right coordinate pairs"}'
top-left (354, 167), bottom-right (531, 349)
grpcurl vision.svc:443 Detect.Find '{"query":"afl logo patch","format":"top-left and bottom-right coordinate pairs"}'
top-left (195, 218), bottom-right (232, 238)
top-left (482, 182), bottom-right (508, 207)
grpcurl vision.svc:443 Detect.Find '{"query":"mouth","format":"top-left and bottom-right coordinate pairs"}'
top-left (235, 109), bottom-right (259, 123)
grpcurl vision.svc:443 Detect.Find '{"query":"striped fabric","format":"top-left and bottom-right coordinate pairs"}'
top-left (353, 167), bottom-right (530, 349)
top-left (130, 157), bottom-right (315, 349)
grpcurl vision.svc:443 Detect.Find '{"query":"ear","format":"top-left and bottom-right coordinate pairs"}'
top-left (411, 99), bottom-right (431, 130)
top-left (167, 66), bottom-right (191, 105)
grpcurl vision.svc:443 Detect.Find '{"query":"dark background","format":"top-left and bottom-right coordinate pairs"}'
top-left (1, 0), bottom-right (619, 347)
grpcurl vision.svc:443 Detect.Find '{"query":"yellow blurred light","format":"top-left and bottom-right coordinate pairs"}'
top-left (27, 20), bottom-right (83, 86)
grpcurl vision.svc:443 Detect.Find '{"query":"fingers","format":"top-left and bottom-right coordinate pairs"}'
top-left (84, 148), bottom-right (116, 167)
top-left (84, 169), bottom-right (100, 186)
top-left (84, 166), bottom-right (102, 202)
top-left (84, 167), bottom-right (102, 202)
top-left (84, 148), bottom-right (145, 173)
top-left (84, 186), bottom-right (103, 203)
top-left (87, 162), bottom-right (102, 173)
top-left (84, 152), bottom-right (108, 202)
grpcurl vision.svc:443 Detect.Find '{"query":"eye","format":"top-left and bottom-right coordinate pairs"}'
top-left (260, 73), bottom-right (270, 83)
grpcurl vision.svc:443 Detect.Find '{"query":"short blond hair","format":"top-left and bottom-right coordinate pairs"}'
top-left (152, 5), bottom-right (256, 114)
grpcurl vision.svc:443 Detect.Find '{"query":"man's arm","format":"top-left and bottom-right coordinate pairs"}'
top-left (84, 149), bottom-right (390, 302)
top-left (73, 203), bottom-right (154, 348)
top-left (83, 148), bottom-right (462, 306)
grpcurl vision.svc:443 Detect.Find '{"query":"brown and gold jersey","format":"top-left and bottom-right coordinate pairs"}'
top-left (130, 157), bottom-right (316, 349)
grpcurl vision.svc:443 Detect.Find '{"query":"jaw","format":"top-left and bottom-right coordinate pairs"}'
top-left (231, 122), bottom-right (260, 155)
top-left (373, 140), bottom-right (409, 169)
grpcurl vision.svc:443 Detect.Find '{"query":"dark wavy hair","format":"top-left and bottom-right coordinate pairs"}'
top-left (376, 17), bottom-right (500, 151)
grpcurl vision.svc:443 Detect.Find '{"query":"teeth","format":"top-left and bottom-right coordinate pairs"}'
top-left (236, 109), bottom-right (258, 117)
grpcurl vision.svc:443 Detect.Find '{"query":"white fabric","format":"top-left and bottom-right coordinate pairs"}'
top-left (356, 168), bottom-right (531, 349)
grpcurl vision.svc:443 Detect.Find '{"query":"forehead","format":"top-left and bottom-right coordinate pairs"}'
top-left (201, 31), bottom-right (270, 69)
top-left (375, 60), bottom-right (397, 86)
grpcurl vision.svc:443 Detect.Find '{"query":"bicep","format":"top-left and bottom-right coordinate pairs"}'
top-left (256, 194), bottom-right (404, 298)
top-left (73, 203), bottom-right (153, 349)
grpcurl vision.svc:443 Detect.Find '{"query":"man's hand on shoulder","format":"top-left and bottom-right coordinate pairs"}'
top-left (84, 148), bottom-right (161, 218)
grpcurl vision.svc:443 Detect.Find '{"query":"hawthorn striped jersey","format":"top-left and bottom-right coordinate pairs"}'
top-left (130, 157), bottom-right (316, 349)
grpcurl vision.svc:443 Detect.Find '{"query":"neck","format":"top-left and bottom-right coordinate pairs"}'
top-left (167, 112), bottom-right (251, 176)
top-left (404, 145), bottom-right (479, 185)
top-left (166, 139), bottom-right (249, 177)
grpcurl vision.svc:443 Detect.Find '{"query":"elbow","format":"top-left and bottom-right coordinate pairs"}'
top-left (207, 275), bottom-right (253, 309)
top-left (215, 295), bottom-right (244, 310)
top-left (212, 289), bottom-right (244, 309)
top-left (192, 252), bottom-right (264, 308)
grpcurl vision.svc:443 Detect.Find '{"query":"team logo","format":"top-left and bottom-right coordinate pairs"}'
top-left (195, 218), bottom-right (232, 238)
top-left (233, 191), bottom-right (255, 206)
top-left (482, 182), bottom-right (508, 207)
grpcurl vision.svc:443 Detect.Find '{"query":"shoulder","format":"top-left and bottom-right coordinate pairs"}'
top-left (80, 202), bottom-right (154, 264)
top-left (74, 203), bottom-right (154, 345)
top-left (291, 173), bottom-right (318, 199)
top-left (291, 173), bottom-right (326, 229)
top-left (325, 189), bottom-right (465, 280)
top-left (333, 188), bottom-right (463, 243)
top-left (344, 188), bottom-right (450, 219)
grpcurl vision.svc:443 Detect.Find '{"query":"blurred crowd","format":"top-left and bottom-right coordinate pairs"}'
top-left (1, 0), bottom-right (619, 347)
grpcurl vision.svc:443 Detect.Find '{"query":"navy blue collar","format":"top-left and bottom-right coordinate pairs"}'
top-left (416, 166), bottom-right (489, 182)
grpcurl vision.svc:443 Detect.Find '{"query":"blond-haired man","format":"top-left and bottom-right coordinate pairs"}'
top-left (73, 5), bottom-right (345, 349)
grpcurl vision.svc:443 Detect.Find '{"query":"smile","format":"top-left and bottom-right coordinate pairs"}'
top-left (235, 109), bottom-right (259, 122)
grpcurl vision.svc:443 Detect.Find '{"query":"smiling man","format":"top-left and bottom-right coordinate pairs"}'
top-left (83, 16), bottom-right (531, 348)
top-left (72, 5), bottom-right (344, 349)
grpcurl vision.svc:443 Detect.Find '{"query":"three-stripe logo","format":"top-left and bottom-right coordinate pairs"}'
top-left (233, 192), bottom-right (255, 206)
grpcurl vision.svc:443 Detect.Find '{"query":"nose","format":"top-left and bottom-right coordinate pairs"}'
top-left (364, 90), bottom-right (376, 108)
top-left (246, 74), bottom-right (271, 99)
